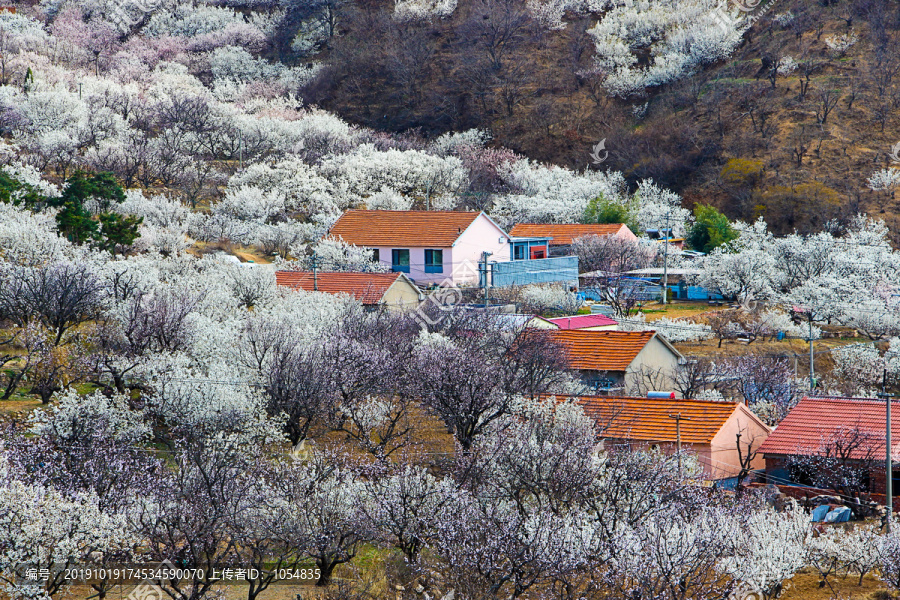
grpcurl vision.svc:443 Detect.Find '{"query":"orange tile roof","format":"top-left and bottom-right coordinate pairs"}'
top-left (328, 210), bottom-right (484, 247)
top-left (759, 396), bottom-right (900, 461)
top-left (275, 271), bottom-right (408, 304)
top-left (571, 395), bottom-right (741, 444)
top-left (508, 223), bottom-right (627, 246)
top-left (549, 330), bottom-right (656, 371)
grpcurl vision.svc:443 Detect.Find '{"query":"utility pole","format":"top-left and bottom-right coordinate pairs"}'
top-left (889, 393), bottom-right (894, 533)
top-left (878, 368), bottom-right (895, 532)
top-left (481, 252), bottom-right (492, 307)
top-left (808, 312), bottom-right (815, 392)
top-left (662, 208), bottom-right (670, 306)
top-left (669, 413), bottom-right (691, 479)
top-left (238, 129), bottom-right (243, 171)
top-left (312, 251), bottom-right (318, 291)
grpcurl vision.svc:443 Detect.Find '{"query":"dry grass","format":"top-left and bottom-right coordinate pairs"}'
top-left (187, 241), bottom-right (273, 264)
top-left (638, 300), bottom-right (726, 321)
top-left (0, 396), bottom-right (42, 419)
top-left (782, 570), bottom-right (891, 600)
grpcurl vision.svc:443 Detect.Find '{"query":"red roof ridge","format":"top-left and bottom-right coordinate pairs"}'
top-left (275, 270), bottom-right (407, 304)
top-left (566, 394), bottom-right (739, 408)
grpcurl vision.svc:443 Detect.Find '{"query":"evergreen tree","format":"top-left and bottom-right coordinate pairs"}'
top-left (97, 213), bottom-right (143, 255)
top-left (686, 204), bottom-right (737, 253)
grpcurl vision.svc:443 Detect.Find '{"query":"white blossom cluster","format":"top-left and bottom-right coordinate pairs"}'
top-left (824, 32), bottom-right (858, 56)
top-left (867, 168), bottom-right (900, 192)
top-left (697, 215), bottom-right (900, 350)
top-left (587, 0), bottom-right (748, 97)
top-left (394, 0), bottom-right (457, 21)
top-left (520, 283), bottom-right (582, 314)
top-left (490, 159), bottom-right (627, 226)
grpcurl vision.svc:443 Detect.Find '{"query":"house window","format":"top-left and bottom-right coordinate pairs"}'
top-left (513, 243), bottom-right (526, 260)
top-left (372, 249), bottom-right (380, 262)
top-left (391, 249), bottom-right (410, 273)
top-left (424, 249), bottom-right (443, 273)
top-left (530, 245), bottom-right (547, 259)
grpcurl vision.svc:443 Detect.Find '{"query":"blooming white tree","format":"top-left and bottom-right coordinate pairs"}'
top-left (718, 508), bottom-right (811, 600)
top-left (490, 159), bottom-right (627, 226)
top-left (28, 389), bottom-right (149, 443)
top-left (868, 168), bottom-right (900, 192)
top-left (697, 219), bottom-right (782, 304)
top-left (394, 0), bottom-right (457, 21)
top-left (588, 0), bottom-right (748, 97)
top-left (318, 144), bottom-right (467, 209)
top-left (520, 283), bottom-right (581, 314)
top-left (0, 454), bottom-right (139, 600)
top-left (648, 317), bottom-right (713, 343)
top-left (824, 32), bottom-right (858, 56)
top-left (882, 523), bottom-right (900, 591)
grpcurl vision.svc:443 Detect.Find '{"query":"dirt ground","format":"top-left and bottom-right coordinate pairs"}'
top-left (781, 570), bottom-right (892, 600)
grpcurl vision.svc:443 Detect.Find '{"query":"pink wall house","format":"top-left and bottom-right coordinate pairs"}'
top-left (327, 210), bottom-right (511, 286)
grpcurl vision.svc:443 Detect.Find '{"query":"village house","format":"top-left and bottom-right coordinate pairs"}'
top-left (759, 396), bottom-right (900, 504)
top-left (508, 223), bottom-right (638, 257)
top-left (327, 209), bottom-right (578, 287)
top-left (547, 329), bottom-right (683, 394)
top-left (571, 394), bottom-right (771, 482)
top-left (275, 271), bottom-right (422, 311)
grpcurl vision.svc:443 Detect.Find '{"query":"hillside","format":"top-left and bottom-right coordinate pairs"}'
top-left (305, 0), bottom-right (900, 237)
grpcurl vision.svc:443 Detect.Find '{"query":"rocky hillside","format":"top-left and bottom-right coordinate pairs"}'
top-left (303, 0), bottom-right (900, 237)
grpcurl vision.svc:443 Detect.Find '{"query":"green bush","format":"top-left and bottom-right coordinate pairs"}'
top-left (686, 204), bottom-right (737, 253)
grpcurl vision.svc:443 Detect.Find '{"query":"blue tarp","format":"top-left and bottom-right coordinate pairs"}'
top-left (824, 507), bottom-right (851, 523)
top-left (811, 505), bottom-right (830, 522)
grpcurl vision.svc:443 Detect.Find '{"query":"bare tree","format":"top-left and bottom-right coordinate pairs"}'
top-left (626, 364), bottom-right (675, 397)
top-left (460, 0), bottom-right (531, 70)
top-left (416, 311), bottom-right (569, 450)
top-left (672, 357), bottom-right (720, 399)
top-left (572, 234), bottom-right (656, 275)
top-left (787, 425), bottom-right (881, 499)
top-left (734, 425), bottom-right (767, 495)
top-left (0, 261), bottom-right (107, 346)
top-left (813, 87), bottom-right (840, 125)
top-left (264, 342), bottom-right (333, 446)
